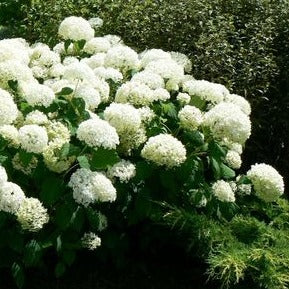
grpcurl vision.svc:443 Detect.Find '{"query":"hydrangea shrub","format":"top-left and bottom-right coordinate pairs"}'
top-left (0, 16), bottom-right (286, 288)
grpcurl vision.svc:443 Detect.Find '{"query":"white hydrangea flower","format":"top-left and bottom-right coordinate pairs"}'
top-left (138, 107), bottom-right (155, 123)
top-left (225, 150), bottom-right (242, 169)
top-left (0, 38), bottom-right (30, 64)
top-left (46, 79), bottom-right (75, 94)
top-left (176, 92), bottom-right (191, 104)
top-left (153, 88), bottom-right (171, 101)
top-left (0, 165), bottom-right (7, 185)
top-left (74, 85), bottom-right (101, 110)
top-left (145, 59), bottom-right (184, 82)
top-left (92, 77), bottom-right (110, 102)
top-left (81, 53), bottom-right (106, 69)
top-left (140, 49), bottom-right (172, 68)
top-left (104, 103), bottom-right (142, 134)
top-left (25, 110), bottom-right (49, 125)
top-left (141, 134), bottom-right (186, 168)
top-left (247, 163), bottom-right (284, 202)
top-left (0, 60), bottom-right (35, 89)
top-left (119, 127), bottom-right (147, 155)
top-left (63, 62), bottom-right (96, 84)
top-left (103, 35), bottom-right (123, 46)
top-left (178, 105), bottom-right (203, 131)
top-left (94, 67), bottom-right (123, 82)
top-left (12, 153), bottom-right (38, 175)
top-left (203, 102), bottom-right (251, 144)
top-left (104, 45), bottom-right (140, 71)
top-left (237, 184), bottom-right (252, 196)
top-left (183, 79), bottom-right (229, 104)
top-left (212, 180), bottom-right (235, 202)
top-left (76, 118), bottom-right (119, 149)
top-left (30, 44), bottom-right (60, 68)
top-left (46, 120), bottom-right (70, 146)
top-left (170, 51), bottom-right (192, 73)
top-left (115, 81), bottom-right (154, 106)
top-left (49, 63), bottom-right (65, 78)
top-left (20, 82), bottom-right (55, 107)
top-left (81, 232), bottom-right (101, 250)
top-left (43, 142), bottom-right (75, 173)
top-left (107, 160), bottom-right (136, 183)
top-left (224, 94), bottom-right (251, 116)
top-left (58, 16), bottom-right (94, 41)
top-left (63, 56), bottom-right (79, 66)
top-left (0, 182), bottom-right (25, 214)
top-left (16, 197), bottom-right (49, 232)
top-left (88, 17), bottom-right (104, 29)
top-left (165, 78), bottom-right (179, 92)
top-left (0, 89), bottom-right (18, 125)
top-left (83, 37), bottom-right (111, 54)
top-left (68, 168), bottom-right (117, 206)
top-left (221, 138), bottom-right (243, 155)
top-left (131, 71), bottom-right (165, 89)
top-left (19, 124), bottom-right (48, 153)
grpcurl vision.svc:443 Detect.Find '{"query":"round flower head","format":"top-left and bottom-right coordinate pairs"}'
top-left (81, 53), bottom-right (106, 69)
top-left (145, 59), bottom-right (184, 82)
top-left (83, 37), bottom-right (111, 54)
top-left (115, 81), bottom-right (154, 106)
top-left (178, 105), bottom-right (203, 131)
top-left (58, 16), bottom-right (94, 41)
top-left (225, 94), bottom-right (251, 116)
top-left (94, 67), bottom-right (123, 82)
top-left (19, 124), bottom-right (48, 153)
top-left (88, 17), bottom-right (104, 29)
top-left (0, 60), bottom-right (34, 89)
top-left (0, 88), bottom-right (18, 125)
top-left (24, 110), bottom-right (49, 125)
top-left (107, 160), bottom-right (136, 183)
top-left (81, 232), bottom-right (101, 250)
top-left (46, 120), bottom-right (70, 146)
top-left (203, 102), bottom-right (251, 144)
top-left (170, 51), bottom-right (192, 73)
top-left (76, 118), bottom-right (119, 149)
top-left (138, 107), bottom-right (155, 123)
top-left (20, 82), bottom-right (55, 107)
top-left (141, 134), bottom-right (186, 168)
top-left (247, 163), bottom-right (284, 202)
top-left (104, 45), bottom-right (139, 71)
top-left (16, 197), bottom-right (49, 232)
top-left (176, 92), bottom-right (191, 104)
top-left (153, 88), bottom-right (170, 102)
top-left (74, 85), bottom-right (101, 110)
top-left (131, 71), bottom-right (165, 89)
top-left (0, 182), bottom-right (25, 214)
top-left (0, 165), bottom-right (7, 185)
top-left (140, 49), bottom-right (172, 68)
top-left (212, 180), bottom-right (235, 202)
top-left (183, 79), bottom-right (229, 104)
top-left (68, 168), bottom-right (117, 206)
top-left (225, 150), bottom-right (242, 169)
top-left (0, 125), bottom-right (20, 147)
top-left (104, 103), bottom-right (142, 134)
top-left (63, 62), bottom-right (96, 84)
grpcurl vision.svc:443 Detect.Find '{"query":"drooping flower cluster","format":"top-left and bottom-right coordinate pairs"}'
top-left (247, 164), bottom-right (284, 202)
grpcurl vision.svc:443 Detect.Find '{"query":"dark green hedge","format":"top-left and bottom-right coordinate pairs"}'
top-left (1, 0), bottom-right (289, 184)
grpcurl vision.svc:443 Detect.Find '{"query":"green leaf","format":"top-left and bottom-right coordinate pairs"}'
top-left (56, 87), bottom-right (73, 96)
top-left (86, 208), bottom-right (101, 231)
top-left (8, 80), bottom-right (18, 92)
top-left (210, 157), bottom-right (221, 180)
top-left (0, 155), bottom-right (7, 164)
top-left (209, 141), bottom-right (227, 160)
top-left (77, 155), bottom-right (90, 169)
top-left (77, 39), bottom-right (86, 50)
top-left (7, 229), bottom-right (24, 253)
top-left (161, 102), bottom-right (177, 119)
top-left (220, 163), bottom-right (236, 179)
top-left (11, 263), bottom-right (25, 289)
top-left (62, 250), bottom-right (76, 266)
top-left (64, 40), bottom-right (72, 52)
top-left (55, 262), bottom-right (66, 278)
top-left (23, 240), bottom-right (42, 267)
top-left (70, 207), bottom-right (85, 231)
top-left (55, 203), bottom-right (75, 230)
top-left (90, 148), bottom-right (119, 170)
top-left (134, 161), bottom-right (154, 182)
top-left (18, 150), bottom-right (34, 167)
top-left (59, 143), bottom-right (70, 158)
top-left (40, 176), bottom-right (64, 206)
